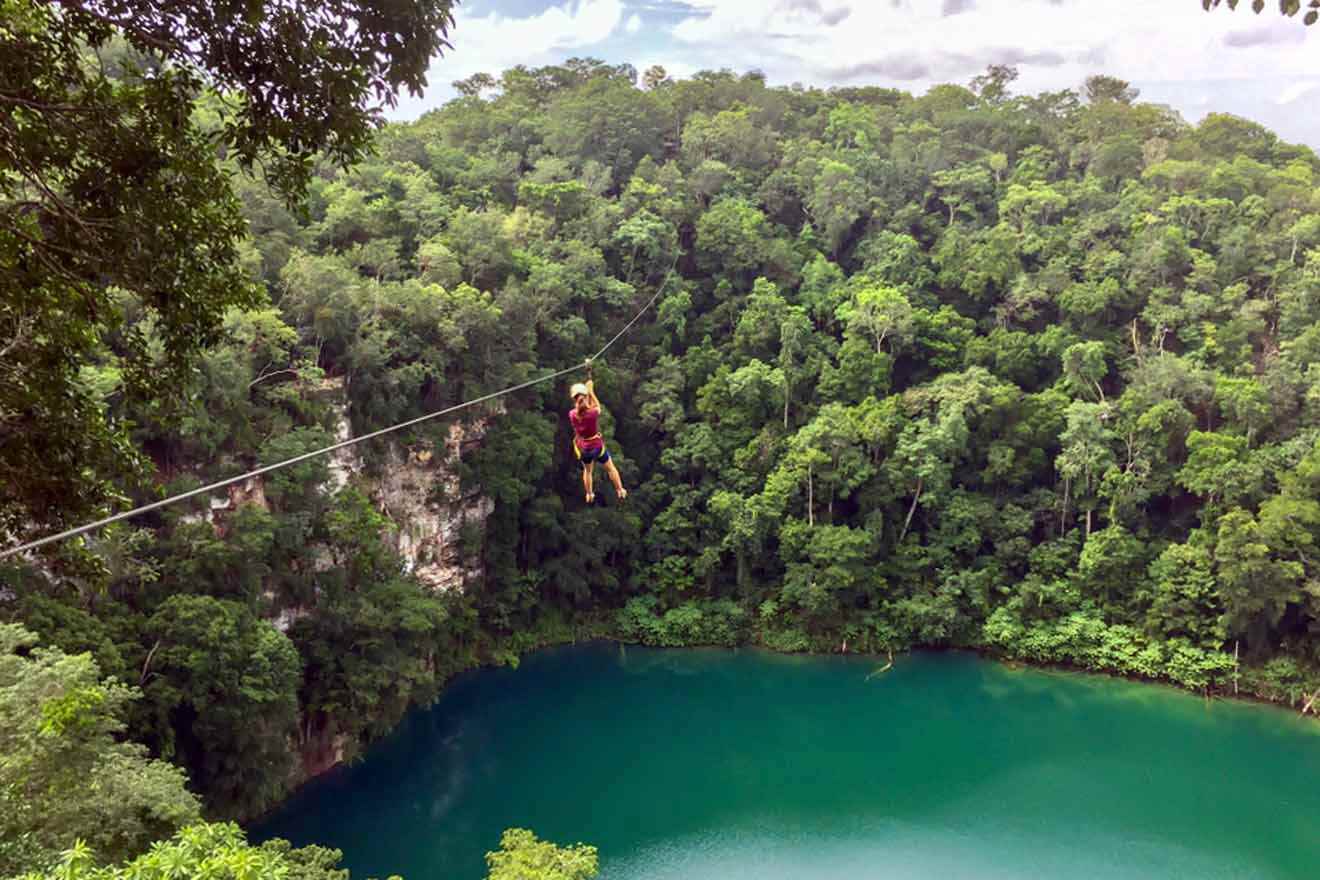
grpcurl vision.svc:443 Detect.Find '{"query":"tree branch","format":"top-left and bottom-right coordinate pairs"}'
top-left (249, 368), bottom-right (299, 389)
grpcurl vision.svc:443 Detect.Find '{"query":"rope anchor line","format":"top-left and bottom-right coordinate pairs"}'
top-left (1, 269), bottom-right (677, 560)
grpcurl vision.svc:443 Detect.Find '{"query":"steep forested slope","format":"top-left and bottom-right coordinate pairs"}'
top-left (7, 60), bottom-right (1320, 835)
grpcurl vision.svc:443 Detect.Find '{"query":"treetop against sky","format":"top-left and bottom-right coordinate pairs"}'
top-left (392, 0), bottom-right (1320, 150)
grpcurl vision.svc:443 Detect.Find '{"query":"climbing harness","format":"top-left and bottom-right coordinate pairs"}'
top-left (571, 433), bottom-right (603, 460)
top-left (1, 267), bottom-right (678, 560)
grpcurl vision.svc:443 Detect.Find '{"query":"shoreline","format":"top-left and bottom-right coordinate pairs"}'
top-left (251, 619), bottom-right (1320, 829)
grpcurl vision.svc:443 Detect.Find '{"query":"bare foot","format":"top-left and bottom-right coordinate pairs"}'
top-left (586, 493), bottom-right (594, 504)
top-left (618, 487), bottom-right (628, 500)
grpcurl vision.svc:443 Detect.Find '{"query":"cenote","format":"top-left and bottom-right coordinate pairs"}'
top-left (254, 645), bottom-right (1320, 879)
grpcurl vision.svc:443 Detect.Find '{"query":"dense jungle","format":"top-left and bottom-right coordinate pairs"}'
top-left (5, 1), bottom-right (1320, 877)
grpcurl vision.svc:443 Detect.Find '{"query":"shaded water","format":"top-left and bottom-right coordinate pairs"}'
top-left (254, 646), bottom-right (1320, 879)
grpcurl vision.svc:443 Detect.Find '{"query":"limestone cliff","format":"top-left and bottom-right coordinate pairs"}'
top-left (193, 377), bottom-right (497, 601)
top-left (181, 378), bottom-right (500, 783)
top-left (372, 416), bottom-right (496, 594)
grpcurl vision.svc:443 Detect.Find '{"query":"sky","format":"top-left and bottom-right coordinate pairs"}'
top-left (390, 0), bottom-right (1320, 150)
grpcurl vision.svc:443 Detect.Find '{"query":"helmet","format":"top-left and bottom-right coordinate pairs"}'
top-left (570, 383), bottom-right (589, 400)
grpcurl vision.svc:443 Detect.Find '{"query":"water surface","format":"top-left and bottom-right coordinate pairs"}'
top-left (255, 645), bottom-right (1320, 879)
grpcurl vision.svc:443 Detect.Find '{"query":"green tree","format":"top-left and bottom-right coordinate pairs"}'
top-left (837, 285), bottom-right (914, 355)
top-left (779, 306), bottom-right (814, 429)
top-left (1056, 402), bottom-right (1116, 537)
top-left (695, 197), bottom-right (775, 280)
top-left (1215, 509), bottom-right (1302, 653)
top-left (17, 823), bottom-right (356, 880)
top-left (542, 76), bottom-right (662, 186)
top-left (142, 597), bottom-right (300, 818)
top-left (485, 828), bottom-right (598, 880)
top-left (931, 163), bottom-right (994, 226)
top-left (1177, 431), bottom-right (1262, 507)
top-left (1146, 540), bottom-right (1225, 649)
top-left (1, 0), bottom-right (457, 538)
top-left (1061, 342), bottom-right (1108, 402)
top-left (806, 160), bottom-right (867, 255)
top-left (970, 64), bottom-right (1019, 103)
top-left (1083, 75), bottom-right (1139, 105)
top-left (0, 624), bottom-right (200, 875)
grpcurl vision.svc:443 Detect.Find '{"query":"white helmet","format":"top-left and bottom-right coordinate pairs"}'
top-left (570, 383), bottom-right (589, 400)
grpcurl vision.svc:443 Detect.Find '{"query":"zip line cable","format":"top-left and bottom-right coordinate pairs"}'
top-left (1, 270), bottom-right (679, 560)
top-left (0, 364), bottom-right (581, 560)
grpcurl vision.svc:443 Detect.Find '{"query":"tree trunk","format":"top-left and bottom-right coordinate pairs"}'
top-left (807, 463), bottom-right (814, 527)
top-left (783, 375), bottom-right (790, 429)
top-left (1085, 507), bottom-right (1092, 539)
top-left (1060, 478), bottom-right (1071, 536)
top-left (1233, 640), bottom-right (1239, 696)
top-left (899, 477), bottom-right (922, 543)
top-left (828, 493), bottom-right (833, 523)
top-left (139, 639), bottom-right (160, 686)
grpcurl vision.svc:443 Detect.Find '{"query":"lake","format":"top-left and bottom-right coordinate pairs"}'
top-left (254, 644), bottom-right (1320, 879)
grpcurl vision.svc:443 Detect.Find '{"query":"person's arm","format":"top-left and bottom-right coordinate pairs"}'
top-left (585, 359), bottom-right (601, 409)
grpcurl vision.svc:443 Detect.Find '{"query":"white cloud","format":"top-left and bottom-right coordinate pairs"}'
top-left (666, 0), bottom-right (1318, 95)
top-left (626, 12), bottom-right (642, 33)
top-left (390, 0), bottom-right (626, 115)
top-left (1276, 81), bottom-right (1320, 105)
top-left (455, 0), bottom-right (625, 57)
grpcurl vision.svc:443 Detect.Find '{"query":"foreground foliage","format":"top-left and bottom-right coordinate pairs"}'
top-left (16, 824), bottom-right (356, 880)
top-left (485, 829), bottom-right (599, 880)
top-left (0, 624), bottom-right (199, 875)
top-left (0, 0), bottom-right (454, 539)
top-left (17, 824), bottom-right (589, 880)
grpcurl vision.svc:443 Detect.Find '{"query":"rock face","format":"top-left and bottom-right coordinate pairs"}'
top-left (175, 475), bottom-right (270, 530)
top-left (320, 376), bottom-right (499, 593)
top-left (299, 727), bottom-right (350, 780)
top-left (374, 416), bottom-right (497, 593)
top-left (190, 376), bottom-right (497, 595)
top-left (283, 387), bottom-right (501, 786)
top-left (156, 378), bottom-right (502, 790)
top-left (320, 376), bottom-right (361, 495)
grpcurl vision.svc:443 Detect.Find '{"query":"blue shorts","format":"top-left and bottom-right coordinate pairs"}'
top-left (578, 446), bottom-right (610, 466)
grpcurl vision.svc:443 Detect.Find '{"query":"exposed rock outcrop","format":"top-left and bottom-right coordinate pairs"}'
top-left (375, 414), bottom-right (498, 594)
top-left (182, 376), bottom-right (497, 594)
top-left (318, 376), bottom-right (361, 495)
top-left (298, 725), bottom-right (351, 779)
top-left (313, 376), bottom-right (497, 592)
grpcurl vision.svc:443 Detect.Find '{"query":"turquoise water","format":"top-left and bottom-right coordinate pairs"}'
top-left (254, 646), bottom-right (1320, 879)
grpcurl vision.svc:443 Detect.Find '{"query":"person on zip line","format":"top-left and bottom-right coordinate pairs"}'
top-left (569, 359), bottom-right (627, 505)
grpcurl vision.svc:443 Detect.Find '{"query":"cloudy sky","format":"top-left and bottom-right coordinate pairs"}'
top-left (392, 0), bottom-right (1320, 149)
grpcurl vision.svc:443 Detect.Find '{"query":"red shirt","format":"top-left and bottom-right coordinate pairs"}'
top-left (569, 406), bottom-right (603, 451)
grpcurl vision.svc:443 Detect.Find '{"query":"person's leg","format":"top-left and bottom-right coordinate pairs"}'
top-left (603, 455), bottom-right (627, 499)
top-left (582, 461), bottom-right (595, 503)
